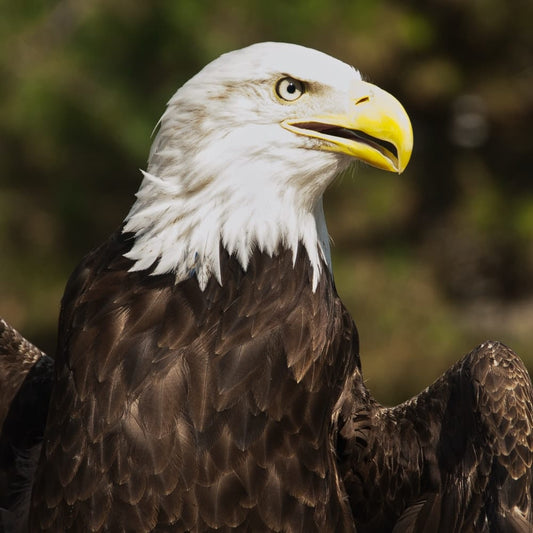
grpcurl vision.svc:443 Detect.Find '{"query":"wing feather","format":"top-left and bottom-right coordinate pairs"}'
top-left (338, 341), bottom-right (533, 531)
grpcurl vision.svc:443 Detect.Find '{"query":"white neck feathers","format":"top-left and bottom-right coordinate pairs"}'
top-left (123, 169), bottom-right (332, 291)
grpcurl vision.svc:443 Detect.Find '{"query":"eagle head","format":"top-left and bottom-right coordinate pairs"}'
top-left (123, 42), bottom-right (413, 289)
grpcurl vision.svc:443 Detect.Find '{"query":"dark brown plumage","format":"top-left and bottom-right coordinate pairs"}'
top-left (0, 320), bottom-right (53, 530)
top-left (2, 289), bottom-right (533, 531)
top-left (0, 319), bottom-right (48, 431)
top-left (337, 341), bottom-right (533, 531)
top-left (28, 230), bottom-right (358, 531)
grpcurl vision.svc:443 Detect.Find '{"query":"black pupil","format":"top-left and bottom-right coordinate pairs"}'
top-left (287, 82), bottom-right (296, 94)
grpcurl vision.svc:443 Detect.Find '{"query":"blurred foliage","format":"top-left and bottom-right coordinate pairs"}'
top-left (0, 0), bottom-right (532, 405)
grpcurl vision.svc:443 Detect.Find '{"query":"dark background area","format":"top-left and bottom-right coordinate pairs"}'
top-left (1, 0), bottom-right (532, 405)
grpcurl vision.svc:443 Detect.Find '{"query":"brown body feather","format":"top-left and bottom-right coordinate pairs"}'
top-left (1, 246), bottom-right (532, 532)
top-left (27, 230), bottom-right (359, 531)
top-left (1, 264), bottom-right (532, 531)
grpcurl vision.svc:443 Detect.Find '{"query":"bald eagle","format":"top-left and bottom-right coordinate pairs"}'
top-left (1, 43), bottom-right (532, 532)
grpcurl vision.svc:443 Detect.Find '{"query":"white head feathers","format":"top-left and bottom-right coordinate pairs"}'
top-left (123, 42), bottom-right (361, 289)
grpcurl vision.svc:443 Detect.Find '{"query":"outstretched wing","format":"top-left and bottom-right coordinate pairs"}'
top-left (0, 319), bottom-right (49, 429)
top-left (337, 341), bottom-right (533, 532)
top-left (0, 319), bottom-right (54, 528)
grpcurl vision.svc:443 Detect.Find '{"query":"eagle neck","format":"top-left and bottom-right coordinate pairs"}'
top-left (122, 171), bottom-right (332, 291)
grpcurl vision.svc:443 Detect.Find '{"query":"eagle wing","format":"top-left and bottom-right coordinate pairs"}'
top-left (337, 341), bottom-right (533, 532)
top-left (0, 319), bottom-right (49, 429)
top-left (0, 320), bottom-right (53, 528)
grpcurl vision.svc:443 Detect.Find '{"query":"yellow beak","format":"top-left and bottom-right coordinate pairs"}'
top-left (282, 81), bottom-right (413, 174)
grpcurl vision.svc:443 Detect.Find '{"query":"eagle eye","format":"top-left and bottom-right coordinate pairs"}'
top-left (276, 77), bottom-right (305, 102)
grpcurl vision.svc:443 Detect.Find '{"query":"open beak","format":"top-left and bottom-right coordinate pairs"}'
top-left (282, 81), bottom-right (413, 174)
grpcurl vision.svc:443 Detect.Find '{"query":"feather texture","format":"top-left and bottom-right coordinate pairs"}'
top-left (27, 231), bottom-right (358, 531)
top-left (337, 341), bottom-right (533, 532)
top-left (0, 321), bottom-right (53, 532)
top-left (2, 289), bottom-right (533, 532)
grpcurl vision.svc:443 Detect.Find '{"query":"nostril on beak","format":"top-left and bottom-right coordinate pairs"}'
top-left (355, 96), bottom-right (370, 105)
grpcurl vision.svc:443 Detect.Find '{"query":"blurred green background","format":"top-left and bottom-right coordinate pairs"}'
top-left (1, 0), bottom-right (532, 405)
